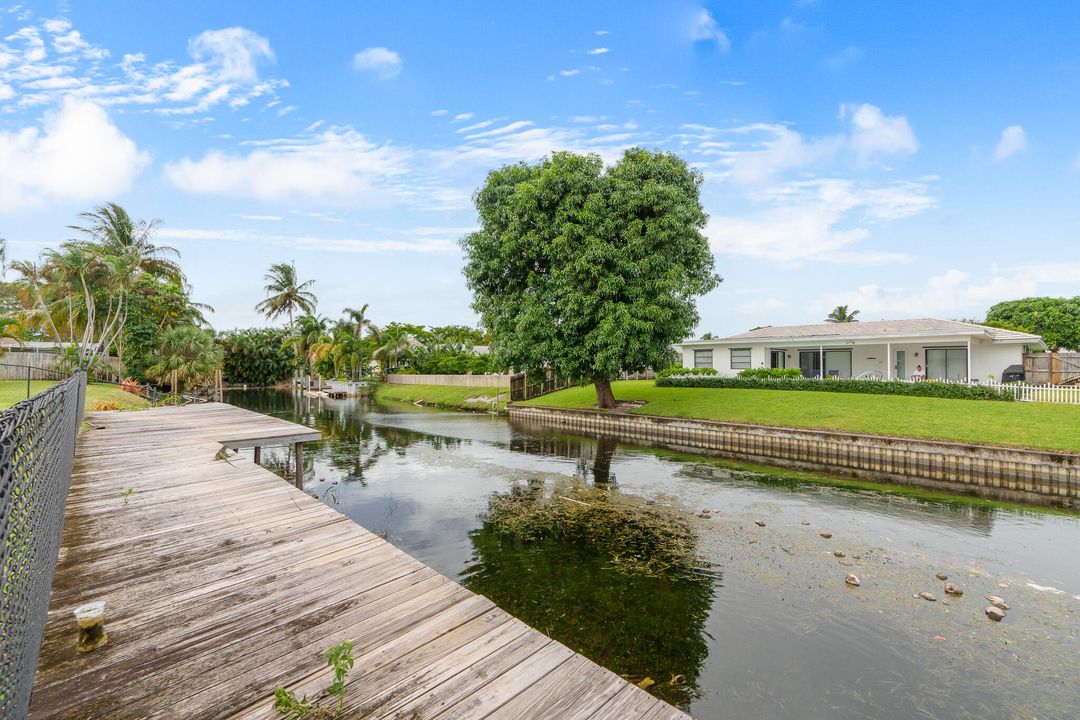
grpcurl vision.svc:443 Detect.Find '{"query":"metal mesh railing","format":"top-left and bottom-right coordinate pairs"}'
top-left (0, 371), bottom-right (85, 719)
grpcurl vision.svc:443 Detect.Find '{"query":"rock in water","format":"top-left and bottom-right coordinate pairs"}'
top-left (754, 519), bottom-right (766, 527)
top-left (918, 592), bottom-right (937, 602)
top-left (819, 530), bottom-right (833, 539)
top-left (935, 572), bottom-right (948, 581)
top-left (944, 584), bottom-right (963, 596)
top-left (985, 595), bottom-right (1009, 610)
top-left (845, 573), bottom-right (860, 587)
top-left (985, 606), bottom-right (1006, 621)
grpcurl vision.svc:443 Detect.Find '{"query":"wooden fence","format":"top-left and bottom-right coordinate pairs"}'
top-left (1024, 352), bottom-right (1080, 386)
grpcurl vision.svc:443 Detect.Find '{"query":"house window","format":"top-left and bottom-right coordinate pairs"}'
top-left (730, 348), bottom-right (751, 369)
top-left (693, 349), bottom-right (713, 369)
top-left (925, 347), bottom-right (968, 381)
top-left (770, 350), bottom-right (786, 369)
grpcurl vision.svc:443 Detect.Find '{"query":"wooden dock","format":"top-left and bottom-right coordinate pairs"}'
top-left (30, 404), bottom-right (689, 719)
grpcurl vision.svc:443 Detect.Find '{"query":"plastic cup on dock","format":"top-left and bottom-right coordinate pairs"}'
top-left (74, 601), bottom-right (108, 652)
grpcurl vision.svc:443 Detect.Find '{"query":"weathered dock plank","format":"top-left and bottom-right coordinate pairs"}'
top-left (30, 403), bottom-right (687, 719)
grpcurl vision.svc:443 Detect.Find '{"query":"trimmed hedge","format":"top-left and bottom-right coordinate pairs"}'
top-left (655, 375), bottom-right (1016, 401)
top-left (738, 367), bottom-right (802, 379)
top-left (657, 366), bottom-right (718, 378)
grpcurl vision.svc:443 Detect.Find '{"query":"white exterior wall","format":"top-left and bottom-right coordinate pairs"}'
top-left (678, 336), bottom-right (1029, 381)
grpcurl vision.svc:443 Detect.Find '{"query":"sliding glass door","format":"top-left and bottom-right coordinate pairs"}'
top-left (798, 350), bottom-right (852, 378)
top-left (925, 348), bottom-right (968, 381)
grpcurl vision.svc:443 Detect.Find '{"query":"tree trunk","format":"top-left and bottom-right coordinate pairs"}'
top-left (594, 378), bottom-right (617, 409)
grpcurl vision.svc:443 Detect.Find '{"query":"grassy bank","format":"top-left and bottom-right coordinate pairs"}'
top-left (374, 382), bottom-right (507, 412)
top-left (0, 380), bottom-right (151, 412)
top-left (524, 380), bottom-right (1080, 453)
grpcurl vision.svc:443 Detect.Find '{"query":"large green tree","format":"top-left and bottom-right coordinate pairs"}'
top-left (985, 297), bottom-right (1080, 350)
top-left (462, 149), bottom-right (720, 408)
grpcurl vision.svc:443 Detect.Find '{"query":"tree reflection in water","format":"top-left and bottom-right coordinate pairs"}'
top-left (461, 481), bottom-right (717, 709)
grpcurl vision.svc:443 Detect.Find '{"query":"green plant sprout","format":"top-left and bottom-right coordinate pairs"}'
top-left (121, 488), bottom-right (135, 505)
top-left (273, 640), bottom-right (354, 719)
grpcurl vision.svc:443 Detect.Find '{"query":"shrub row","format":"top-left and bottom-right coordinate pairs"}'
top-left (657, 366), bottom-right (718, 378)
top-left (655, 375), bottom-right (1016, 401)
top-left (737, 367), bottom-right (803, 379)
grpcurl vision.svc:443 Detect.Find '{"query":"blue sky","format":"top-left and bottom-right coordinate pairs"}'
top-left (1, 1), bottom-right (1078, 335)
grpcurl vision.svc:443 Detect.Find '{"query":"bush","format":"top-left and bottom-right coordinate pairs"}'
top-left (655, 375), bottom-right (1015, 401)
top-left (657, 366), bottom-right (718, 378)
top-left (218, 328), bottom-right (294, 386)
top-left (737, 367), bottom-right (802, 379)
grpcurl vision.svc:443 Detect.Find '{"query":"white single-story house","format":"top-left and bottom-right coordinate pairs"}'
top-left (676, 319), bottom-right (1045, 382)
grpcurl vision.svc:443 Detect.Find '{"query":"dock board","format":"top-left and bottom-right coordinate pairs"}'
top-left (29, 403), bottom-right (689, 719)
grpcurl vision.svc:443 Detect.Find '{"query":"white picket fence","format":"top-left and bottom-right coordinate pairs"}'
top-left (981, 381), bottom-right (1080, 404)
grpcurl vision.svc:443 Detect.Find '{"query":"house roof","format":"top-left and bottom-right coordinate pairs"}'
top-left (683, 318), bottom-right (1044, 345)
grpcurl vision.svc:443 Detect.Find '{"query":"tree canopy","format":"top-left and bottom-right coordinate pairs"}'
top-left (461, 148), bottom-right (719, 408)
top-left (985, 297), bottom-right (1080, 350)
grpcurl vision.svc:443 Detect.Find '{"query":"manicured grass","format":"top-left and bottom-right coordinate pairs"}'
top-left (374, 382), bottom-right (508, 412)
top-left (0, 380), bottom-right (150, 412)
top-left (525, 380), bottom-right (1080, 453)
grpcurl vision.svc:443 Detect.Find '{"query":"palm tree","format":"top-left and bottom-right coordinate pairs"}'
top-left (71, 203), bottom-right (183, 284)
top-left (825, 305), bottom-right (860, 323)
top-left (342, 304), bottom-right (379, 378)
top-left (255, 262), bottom-right (317, 328)
top-left (145, 324), bottom-right (223, 395)
top-left (373, 326), bottom-right (415, 373)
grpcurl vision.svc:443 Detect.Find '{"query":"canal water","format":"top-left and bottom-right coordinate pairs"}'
top-left (225, 390), bottom-right (1080, 720)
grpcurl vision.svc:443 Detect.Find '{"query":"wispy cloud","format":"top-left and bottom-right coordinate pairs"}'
top-left (452, 112), bottom-right (475, 122)
top-left (559, 69), bottom-right (580, 77)
top-left (993, 125), bottom-right (1027, 161)
top-left (0, 15), bottom-right (284, 115)
top-left (157, 226), bottom-right (466, 254)
top-left (690, 8), bottom-right (730, 52)
top-left (587, 48), bottom-right (610, 55)
top-left (352, 46), bottom-right (402, 79)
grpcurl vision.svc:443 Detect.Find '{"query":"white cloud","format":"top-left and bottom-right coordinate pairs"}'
top-left (0, 98), bottom-right (148, 211)
top-left (234, 214), bottom-right (282, 221)
top-left (992, 125), bottom-right (1026, 161)
top-left (430, 108), bottom-right (449, 116)
top-left (587, 48), bottom-right (610, 55)
top-left (842, 103), bottom-right (918, 161)
top-left (706, 178), bottom-right (934, 264)
top-left (352, 47), bottom-right (402, 79)
top-left (164, 126), bottom-right (410, 204)
top-left (456, 120), bottom-right (494, 133)
top-left (0, 17), bottom-right (284, 115)
top-left (560, 69), bottom-right (580, 77)
top-left (690, 9), bottom-right (730, 52)
top-left (712, 104), bottom-right (919, 183)
top-left (157, 226), bottom-right (463, 254)
top-left (453, 112), bottom-right (475, 122)
top-left (595, 30), bottom-right (610, 36)
top-left (188, 27), bottom-right (273, 83)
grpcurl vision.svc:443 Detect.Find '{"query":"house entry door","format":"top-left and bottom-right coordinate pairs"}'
top-left (895, 350), bottom-right (906, 380)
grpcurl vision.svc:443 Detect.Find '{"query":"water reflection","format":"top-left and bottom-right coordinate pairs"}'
top-left (460, 530), bottom-right (715, 707)
top-left (224, 390), bottom-right (1080, 720)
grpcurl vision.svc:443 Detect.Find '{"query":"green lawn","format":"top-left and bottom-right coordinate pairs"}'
top-left (524, 380), bottom-right (1080, 452)
top-left (374, 382), bottom-right (508, 412)
top-left (0, 380), bottom-right (150, 412)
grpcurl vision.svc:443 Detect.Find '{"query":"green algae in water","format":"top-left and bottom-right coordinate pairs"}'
top-left (463, 480), bottom-right (717, 708)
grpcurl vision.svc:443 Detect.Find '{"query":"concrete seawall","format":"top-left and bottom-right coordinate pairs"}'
top-left (508, 404), bottom-right (1080, 508)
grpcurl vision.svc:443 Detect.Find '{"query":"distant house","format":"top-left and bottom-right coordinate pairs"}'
top-left (676, 318), bottom-right (1044, 382)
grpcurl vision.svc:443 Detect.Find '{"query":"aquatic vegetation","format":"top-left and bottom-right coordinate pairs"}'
top-left (464, 480), bottom-right (717, 707)
top-left (481, 479), bottom-right (708, 578)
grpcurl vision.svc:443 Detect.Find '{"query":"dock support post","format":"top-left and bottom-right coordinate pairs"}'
top-left (294, 442), bottom-right (304, 490)
top-left (253, 446), bottom-right (261, 465)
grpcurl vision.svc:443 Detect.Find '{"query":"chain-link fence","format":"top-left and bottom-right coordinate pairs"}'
top-left (0, 371), bottom-right (85, 719)
top-left (0, 365), bottom-right (70, 411)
